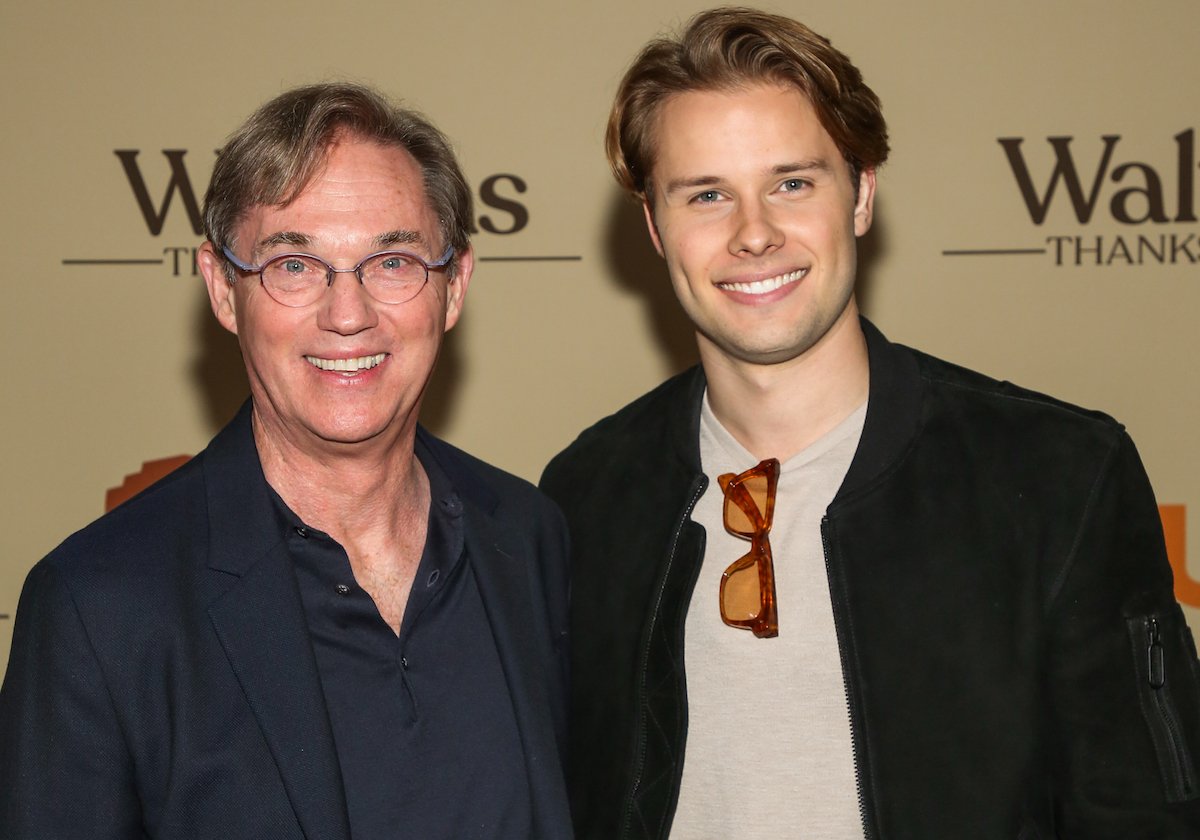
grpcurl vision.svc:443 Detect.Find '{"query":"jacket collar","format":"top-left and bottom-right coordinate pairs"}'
top-left (415, 425), bottom-right (499, 514)
top-left (202, 400), bottom-right (282, 577)
top-left (674, 317), bottom-right (924, 501)
top-left (839, 317), bottom-right (923, 502)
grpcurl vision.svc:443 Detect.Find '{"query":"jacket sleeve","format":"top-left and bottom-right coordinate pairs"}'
top-left (1048, 431), bottom-right (1200, 836)
top-left (0, 559), bottom-right (144, 839)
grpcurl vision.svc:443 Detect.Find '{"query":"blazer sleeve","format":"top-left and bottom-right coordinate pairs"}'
top-left (0, 559), bottom-right (143, 839)
top-left (1048, 431), bottom-right (1200, 835)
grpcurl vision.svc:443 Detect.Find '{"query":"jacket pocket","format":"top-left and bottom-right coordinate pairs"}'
top-left (1126, 609), bottom-right (1200, 802)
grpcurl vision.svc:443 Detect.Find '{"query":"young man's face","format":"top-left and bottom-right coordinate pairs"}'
top-left (644, 83), bottom-right (875, 369)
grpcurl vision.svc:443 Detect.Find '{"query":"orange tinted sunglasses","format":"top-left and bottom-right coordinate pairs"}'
top-left (716, 458), bottom-right (779, 639)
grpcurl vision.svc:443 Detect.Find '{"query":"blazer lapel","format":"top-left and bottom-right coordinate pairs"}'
top-left (202, 405), bottom-right (350, 840)
top-left (208, 547), bottom-right (350, 840)
top-left (466, 506), bottom-right (572, 837)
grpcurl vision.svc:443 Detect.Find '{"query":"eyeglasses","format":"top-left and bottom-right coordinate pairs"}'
top-left (717, 458), bottom-right (779, 638)
top-left (221, 244), bottom-right (454, 307)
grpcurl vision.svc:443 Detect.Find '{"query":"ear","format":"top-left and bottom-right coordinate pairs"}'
top-left (443, 244), bottom-right (473, 332)
top-left (853, 168), bottom-right (877, 238)
top-left (198, 241), bottom-right (239, 335)
top-left (642, 199), bottom-right (665, 257)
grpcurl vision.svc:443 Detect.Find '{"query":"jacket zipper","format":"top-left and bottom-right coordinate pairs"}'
top-left (1143, 616), bottom-right (1198, 801)
top-left (621, 474), bottom-right (708, 840)
top-left (822, 516), bottom-right (878, 839)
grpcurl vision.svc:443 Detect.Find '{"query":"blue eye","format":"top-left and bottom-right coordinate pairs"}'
top-left (780, 178), bottom-right (807, 192)
top-left (694, 190), bottom-right (721, 204)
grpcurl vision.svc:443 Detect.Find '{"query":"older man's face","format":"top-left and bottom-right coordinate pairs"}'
top-left (200, 136), bottom-right (470, 454)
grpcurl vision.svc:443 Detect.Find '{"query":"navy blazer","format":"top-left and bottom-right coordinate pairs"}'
top-left (0, 403), bottom-right (573, 839)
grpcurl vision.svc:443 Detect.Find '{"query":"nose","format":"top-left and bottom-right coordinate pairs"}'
top-left (729, 199), bottom-right (783, 257)
top-left (317, 270), bottom-right (378, 335)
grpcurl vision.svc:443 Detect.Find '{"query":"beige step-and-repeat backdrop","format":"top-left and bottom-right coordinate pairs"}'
top-left (3, 0), bottom-right (1198, 675)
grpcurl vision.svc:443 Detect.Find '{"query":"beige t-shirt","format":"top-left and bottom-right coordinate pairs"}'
top-left (670, 394), bottom-right (867, 839)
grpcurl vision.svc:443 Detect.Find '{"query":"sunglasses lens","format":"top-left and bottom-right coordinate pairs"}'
top-left (723, 472), bottom-right (769, 535)
top-left (743, 472), bottom-right (770, 512)
top-left (721, 559), bottom-right (762, 621)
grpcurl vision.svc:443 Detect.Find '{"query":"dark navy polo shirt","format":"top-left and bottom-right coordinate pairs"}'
top-left (270, 440), bottom-right (532, 839)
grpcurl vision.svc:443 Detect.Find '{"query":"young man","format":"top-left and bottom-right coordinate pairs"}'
top-left (1, 84), bottom-right (571, 839)
top-left (541, 8), bottom-right (1200, 838)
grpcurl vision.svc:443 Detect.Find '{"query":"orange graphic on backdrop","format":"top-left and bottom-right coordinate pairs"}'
top-left (1160, 505), bottom-right (1200, 608)
top-left (105, 456), bottom-right (192, 512)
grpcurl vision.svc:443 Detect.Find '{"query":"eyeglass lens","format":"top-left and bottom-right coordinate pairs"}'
top-left (262, 252), bottom-right (428, 305)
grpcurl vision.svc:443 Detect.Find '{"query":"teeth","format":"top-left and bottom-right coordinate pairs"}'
top-left (305, 353), bottom-right (387, 372)
top-left (719, 269), bottom-right (806, 295)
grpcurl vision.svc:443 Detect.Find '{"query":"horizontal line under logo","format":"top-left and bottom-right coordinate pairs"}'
top-left (942, 248), bottom-right (1047, 256)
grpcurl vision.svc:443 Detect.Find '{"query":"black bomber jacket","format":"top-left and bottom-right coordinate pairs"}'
top-left (540, 319), bottom-right (1200, 839)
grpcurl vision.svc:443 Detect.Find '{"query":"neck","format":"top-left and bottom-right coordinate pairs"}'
top-left (700, 307), bottom-right (869, 463)
top-left (252, 411), bottom-right (428, 549)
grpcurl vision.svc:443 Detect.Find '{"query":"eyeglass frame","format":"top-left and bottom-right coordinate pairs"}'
top-left (220, 243), bottom-right (455, 307)
top-left (716, 457), bottom-right (780, 639)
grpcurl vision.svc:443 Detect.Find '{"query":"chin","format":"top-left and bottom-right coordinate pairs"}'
top-left (306, 414), bottom-right (394, 446)
top-left (710, 332), bottom-right (816, 366)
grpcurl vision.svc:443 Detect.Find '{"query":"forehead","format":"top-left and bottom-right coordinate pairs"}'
top-left (237, 138), bottom-right (437, 250)
top-left (650, 84), bottom-right (841, 182)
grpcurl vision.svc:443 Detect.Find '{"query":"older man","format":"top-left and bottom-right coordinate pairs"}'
top-left (541, 8), bottom-right (1200, 839)
top-left (0, 83), bottom-right (571, 839)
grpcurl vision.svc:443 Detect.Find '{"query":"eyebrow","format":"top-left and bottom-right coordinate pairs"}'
top-left (662, 175), bottom-right (722, 197)
top-left (662, 159), bottom-right (834, 197)
top-left (375, 229), bottom-right (426, 250)
top-left (771, 159), bottom-right (833, 175)
top-left (255, 231), bottom-right (311, 254)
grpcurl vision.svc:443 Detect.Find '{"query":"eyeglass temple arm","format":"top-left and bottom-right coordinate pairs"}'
top-left (220, 245), bottom-right (257, 273)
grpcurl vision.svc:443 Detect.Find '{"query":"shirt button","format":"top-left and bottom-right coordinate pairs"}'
top-left (335, 584), bottom-right (350, 596)
top-left (294, 527), bottom-right (308, 538)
